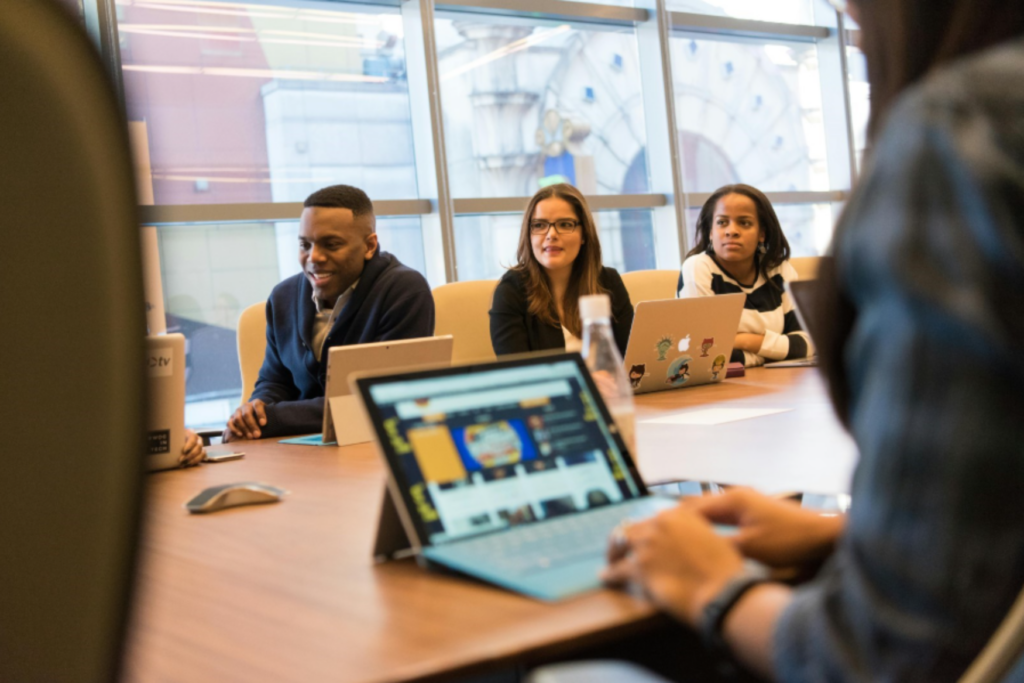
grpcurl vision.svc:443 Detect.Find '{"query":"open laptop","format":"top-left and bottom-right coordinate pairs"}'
top-left (765, 279), bottom-right (819, 368)
top-left (623, 293), bottom-right (745, 394)
top-left (352, 353), bottom-right (680, 601)
top-left (320, 335), bottom-right (454, 445)
top-left (145, 333), bottom-right (186, 471)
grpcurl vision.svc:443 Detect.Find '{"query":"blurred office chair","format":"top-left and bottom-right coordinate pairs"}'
top-left (0, 1), bottom-right (147, 682)
top-left (959, 587), bottom-right (1024, 683)
top-left (432, 280), bottom-right (499, 364)
top-left (789, 256), bottom-right (821, 280)
top-left (237, 301), bottom-right (267, 405)
top-left (621, 269), bottom-right (679, 306)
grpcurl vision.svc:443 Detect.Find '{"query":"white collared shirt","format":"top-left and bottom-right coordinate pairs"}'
top-left (311, 280), bottom-right (358, 362)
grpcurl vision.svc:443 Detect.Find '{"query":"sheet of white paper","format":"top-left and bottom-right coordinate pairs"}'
top-left (641, 407), bottom-right (791, 426)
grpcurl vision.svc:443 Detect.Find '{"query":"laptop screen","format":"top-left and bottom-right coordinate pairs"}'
top-left (359, 356), bottom-right (646, 546)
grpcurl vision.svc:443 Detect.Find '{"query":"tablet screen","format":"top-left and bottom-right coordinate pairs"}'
top-left (358, 356), bottom-right (646, 546)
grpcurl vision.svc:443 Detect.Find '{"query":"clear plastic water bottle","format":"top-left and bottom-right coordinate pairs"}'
top-left (579, 294), bottom-right (637, 456)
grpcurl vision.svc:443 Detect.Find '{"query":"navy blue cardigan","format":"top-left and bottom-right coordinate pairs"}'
top-left (251, 250), bottom-right (434, 438)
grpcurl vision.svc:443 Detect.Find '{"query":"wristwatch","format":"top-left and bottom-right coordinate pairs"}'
top-left (698, 570), bottom-right (771, 655)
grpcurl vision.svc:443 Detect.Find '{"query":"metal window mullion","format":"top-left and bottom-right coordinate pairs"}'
top-left (836, 11), bottom-right (860, 184)
top-left (684, 190), bottom-right (847, 208)
top-left (434, 0), bottom-right (646, 27)
top-left (138, 200), bottom-right (433, 225)
top-left (403, 0), bottom-right (457, 285)
top-left (82, 0), bottom-right (126, 112)
top-left (669, 11), bottom-right (829, 41)
top-left (635, 0), bottom-right (689, 265)
top-left (453, 194), bottom-right (666, 215)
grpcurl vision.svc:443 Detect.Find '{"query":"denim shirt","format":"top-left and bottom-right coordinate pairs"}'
top-left (775, 39), bottom-right (1024, 682)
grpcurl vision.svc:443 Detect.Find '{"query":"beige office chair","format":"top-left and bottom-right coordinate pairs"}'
top-left (790, 256), bottom-right (822, 280)
top-left (433, 280), bottom-right (499, 364)
top-left (959, 587), bottom-right (1024, 683)
top-left (620, 269), bottom-right (680, 306)
top-left (237, 301), bottom-right (267, 404)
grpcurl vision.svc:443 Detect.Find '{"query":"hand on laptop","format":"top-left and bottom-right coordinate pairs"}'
top-left (683, 488), bottom-right (844, 569)
top-left (224, 398), bottom-right (268, 442)
top-left (180, 429), bottom-right (206, 467)
top-left (601, 505), bottom-right (746, 626)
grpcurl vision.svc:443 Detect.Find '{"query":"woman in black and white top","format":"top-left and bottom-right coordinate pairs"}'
top-left (677, 184), bottom-right (812, 367)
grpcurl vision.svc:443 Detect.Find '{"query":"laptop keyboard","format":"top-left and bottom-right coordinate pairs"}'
top-left (451, 504), bottom-right (633, 576)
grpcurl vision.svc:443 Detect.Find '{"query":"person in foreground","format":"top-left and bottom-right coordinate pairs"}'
top-left (224, 185), bottom-right (434, 442)
top-left (605, 1), bottom-right (1024, 680)
top-left (677, 184), bottom-right (811, 367)
top-left (490, 183), bottom-right (633, 356)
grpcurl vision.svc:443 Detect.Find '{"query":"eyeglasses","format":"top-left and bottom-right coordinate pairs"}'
top-left (530, 219), bottom-right (580, 235)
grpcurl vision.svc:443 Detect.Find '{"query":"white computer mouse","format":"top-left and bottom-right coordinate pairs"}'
top-left (185, 482), bottom-right (287, 514)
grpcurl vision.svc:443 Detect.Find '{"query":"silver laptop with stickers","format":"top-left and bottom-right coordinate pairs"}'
top-left (622, 293), bottom-right (745, 394)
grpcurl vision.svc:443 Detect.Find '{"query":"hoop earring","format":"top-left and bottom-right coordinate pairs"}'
top-left (758, 242), bottom-right (767, 255)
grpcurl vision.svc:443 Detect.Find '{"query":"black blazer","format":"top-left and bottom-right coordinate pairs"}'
top-left (489, 267), bottom-right (634, 357)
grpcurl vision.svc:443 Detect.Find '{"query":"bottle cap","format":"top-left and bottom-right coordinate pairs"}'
top-left (579, 293), bottom-right (611, 321)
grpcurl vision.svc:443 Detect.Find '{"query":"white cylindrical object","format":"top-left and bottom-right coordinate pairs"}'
top-left (140, 225), bottom-right (167, 335)
top-left (579, 293), bottom-right (611, 321)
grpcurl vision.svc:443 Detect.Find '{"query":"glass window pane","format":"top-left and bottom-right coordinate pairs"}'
top-left (454, 209), bottom-right (657, 282)
top-left (671, 35), bottom-right (829, 193)
top-left (436, 16), bottom-right (649, 198)
top-left (669, 0), bottom-right (815, 25)
top-left (118, 0), bottom-right (418, 204)
top-left (684, 202), bottom-right (834, 258)
top-left (157, 217), bottom-right (426, 428)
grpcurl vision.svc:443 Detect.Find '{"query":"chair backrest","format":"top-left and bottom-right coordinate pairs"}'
top-left (1, 1), bottom-right (147, 680)
top-left (959, 586), bottom-right (1024, 683)
top-left (790, 256), bottom-right (822, 280)
top-left (237, 301), bottom-right (267, 404)
top-left (432, 280), bottom-right (499, 364)
top-left (620, 269), bottom-right (680, 306)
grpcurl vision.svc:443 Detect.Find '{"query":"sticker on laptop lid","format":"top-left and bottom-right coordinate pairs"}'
top-left (628, 363), bottom-right (647, 389)
top-left (700, 337), bottom-right (715, 357)
top-left (666, 355), bottom-right (693, 387)
top-left (147, 429), bottom-right (171, 455)
top-left (147, 351), bottom-right (174, 378)
top-left (711, 354), bottom-right (727, 381)
top-left (655, 335), bottom-right (673, 361)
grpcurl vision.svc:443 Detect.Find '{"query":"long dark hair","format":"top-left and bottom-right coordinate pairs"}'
top-left (687, 184), bottom-right (790, 287)
top-left (513, 184), bottom-right (606, 338)
top-left (819, 0), bottom-right (1024, 425)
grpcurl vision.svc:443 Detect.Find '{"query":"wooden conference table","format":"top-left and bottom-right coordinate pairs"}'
top-left (123, 367), bottom-right (857, 683)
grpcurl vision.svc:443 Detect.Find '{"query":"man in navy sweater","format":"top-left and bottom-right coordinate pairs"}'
top-left (223, 185), bottom-right (434, 441)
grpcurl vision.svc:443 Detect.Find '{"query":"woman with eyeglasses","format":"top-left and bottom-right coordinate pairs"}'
top-left (600, 0), bottom-right (1024, 680)
top-left (678, 184), bottom-right (812, 367)
top-left (489, 183), bottom-right (633, 356)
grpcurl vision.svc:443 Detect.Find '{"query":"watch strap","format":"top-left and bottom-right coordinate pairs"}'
top-left (698, 572), bottom-right (769, 655)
